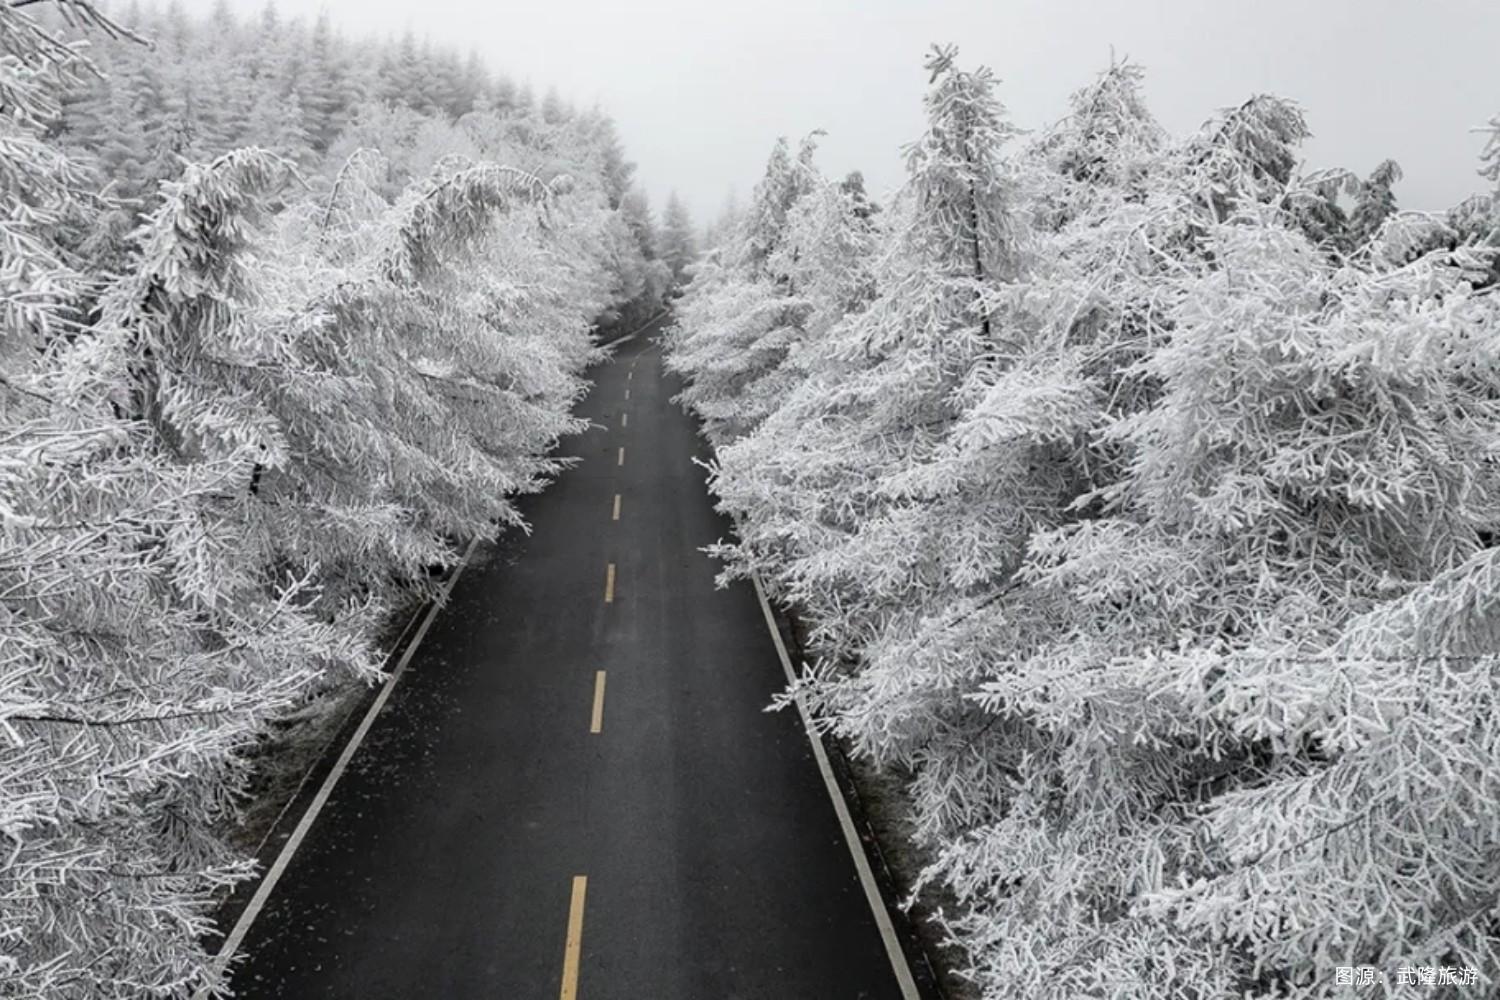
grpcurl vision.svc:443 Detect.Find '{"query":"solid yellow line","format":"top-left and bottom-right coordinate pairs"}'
top-left (604, 563), bottom-right (615, 603)
top-left (559, 875), bottom-right (587, 1000)
top-left (617, 447), bottom-right (624, 466)
top-left (590, 671), bottom-right (607, 733)
top-left (612, 494), bottom-right (621, 521)
top-left (621, 413), bottom-right (628, 428)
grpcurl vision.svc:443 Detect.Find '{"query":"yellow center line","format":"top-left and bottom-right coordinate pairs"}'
top-left (604, 563), bottom-right (616, 603)
top-left (612, 494), bottom-right (621, 521)
top-left (621, 413), bottom-right (628, 428)
top-left (589, 671), bottom-right (607, 733)
top-left (617, 446), bottom-right (624, 467)
top-left (559, 875), bottom-right (588, 1000)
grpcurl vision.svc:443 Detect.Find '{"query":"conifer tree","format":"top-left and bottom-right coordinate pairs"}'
top-left (1347, 157), bottom-right (1403, 248)
top-left (619, 184), bottom-right (659, 260)
top-left (659, 191), bottom-right (698, 288)
top-left (668, 46), bottom-right (1500, 999)
top-left (541, 86), bottom-right (569, 124)
top-left (3, 4), bottom-right (656, 993)
top-left (302, 12), bottom-right (346, 152)
top-left (704, 48), bottom-right (1021, 636)
top-left (667, 132), bottom-right (839, 438)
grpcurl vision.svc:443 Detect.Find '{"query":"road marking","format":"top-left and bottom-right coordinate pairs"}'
top-left (617, 446), bottom-right (624, 466)
top-left (560, 875), bottom-right (588, 1000)
top-left (751, 575), bottom-right (923, 1000)
top-left (612, 494), bottom-right (621, 521)
top-left (621, 413), bottom-right (628, 428)
top-left (604, 563), bottom-right (616, 603)
top-left (627, 371), bottom-right (632, 381)
top-left (625, 387), bottom-right (631, 399)
top-left (590, 671), bottom-right (607, 733)
top-left (193, 538), bottom-right (482, 999)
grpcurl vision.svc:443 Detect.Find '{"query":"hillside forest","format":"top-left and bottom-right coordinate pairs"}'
top-left (668, 45), bottom-right (1500, 1000)
top-left (2, 2), bottom-right (678, 995)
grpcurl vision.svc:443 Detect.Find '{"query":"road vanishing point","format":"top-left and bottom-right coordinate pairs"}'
top-left (223, 322), bottom-right (912, 999)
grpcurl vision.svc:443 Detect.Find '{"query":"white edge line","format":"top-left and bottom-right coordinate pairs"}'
top-left (244, 597), bottom-right (424, 863)
top-left (750, 573), bottom-right (922, 1000)
top-left (195, 535), bottom-right (482, 998)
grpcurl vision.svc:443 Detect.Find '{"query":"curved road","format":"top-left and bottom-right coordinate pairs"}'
top-left (226, 326), bottom-right (908, 998)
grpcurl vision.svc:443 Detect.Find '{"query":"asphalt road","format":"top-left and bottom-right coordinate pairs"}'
top-left (228, 325), bottom-right (905, 999)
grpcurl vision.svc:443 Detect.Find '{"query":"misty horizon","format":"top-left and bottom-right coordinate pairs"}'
top-left (217, 0), bottom-right (1500, 227)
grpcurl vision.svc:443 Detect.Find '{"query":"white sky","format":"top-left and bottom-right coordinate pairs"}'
top-left (254, 0), bottom-right (1498, 227)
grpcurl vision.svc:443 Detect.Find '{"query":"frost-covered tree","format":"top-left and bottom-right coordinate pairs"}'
top-left (697, 46), bottom-right (1023, 646)
top-left (659, 190), bottom-right (697, 289)
top-left (5, 149), bottom-right (386, 1000)
top-left (3, 4), bottom-right (643, 995)
top-left (701, 187), bottom-right (743, 252)
top-left (667, 132), bottom-right (874, 443)
top-left (2, 12), bottom-right (378, 989)
top-left (736, 133), bottom-right (825, 277)
top-left (1347, 158), bottom-right (1403, 248)
top-left (599, 183), bottom-right (670, 330)
top-left (669, 45), bottom-right (1500, 1000)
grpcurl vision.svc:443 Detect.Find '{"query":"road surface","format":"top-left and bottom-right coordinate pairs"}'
top-left (227, 324), bottom-right (907, 999)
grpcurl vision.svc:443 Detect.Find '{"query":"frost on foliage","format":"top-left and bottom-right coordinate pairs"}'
top-left (695, 46), bottom-right (1026, 658)
top-left (0, 1), bottom-right (132, 361)
top-left (666, 131), bottom-right (876, 446)
top-left (4, 139), bottom-right (377, 1000)
top-left (903, 45), bottom-right (1021, 290)
top-left (736, 133), bottom-right (823, 278)
top-left (2, 5), bottom-right (624, 995)
top-left (668, 43), bottom-right (1500, 1000)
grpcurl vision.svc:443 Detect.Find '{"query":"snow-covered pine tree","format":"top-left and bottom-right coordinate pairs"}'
top-left (3, 11), bottom-right (375, 989)
top-left (591, 112), bottom-right (634, 210)
top-left (733, 133), bottom-right (827, 278)
top-left (701, 188), bottom-right (743, 254)
top-left (28, 148), bottom-right (385, 1000)
top-left (948, 85), bottom-right (1500, 1000)
top-left (698, 46), bottom-right (1022, 651)
top-left (666, 132), bottom-right (872, 443)
top-left (5, 6), bottom-right (636, 994)
top-left (219, 151), bottom-right (595, 612)
top-left (670, 49), bottom-right (1500, 999)
top-left (597, 183), bottom-right (669, 330)
top-left (659, 191), bottom-right (698, 289)
top-left (1346, 158), bottom-right (1403, 249)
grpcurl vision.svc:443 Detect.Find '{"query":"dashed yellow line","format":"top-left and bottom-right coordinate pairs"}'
top-left (612, 494), bottom-right (621, 521)
top-left (617, 447), bottom-right (624, 467)
top-left (559, 875), bottom-right (587, 1000)
top-left (604, 563), bottom-right (616, 603)
top-left (590, 671), bottom-right (607, 734)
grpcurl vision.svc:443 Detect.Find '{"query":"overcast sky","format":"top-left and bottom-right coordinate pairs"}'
top-left (260, 0), bottom-right (1497, 227)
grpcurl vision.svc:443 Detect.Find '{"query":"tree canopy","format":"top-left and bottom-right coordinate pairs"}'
top-left (667, 46), bottom-right (1500, 1000)
top-left (1, 3), bottom-right (660, 995)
